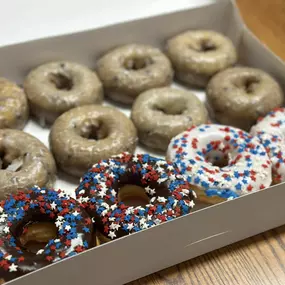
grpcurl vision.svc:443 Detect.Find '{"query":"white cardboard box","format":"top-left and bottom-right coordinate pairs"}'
top-left (1, 0), bottom-right (285, 284)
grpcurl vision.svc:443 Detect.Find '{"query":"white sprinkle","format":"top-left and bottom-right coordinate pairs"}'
top-left (58, 192), bottom-right (66, 198)
top-left (65, 225), bottom-right (71, 231)
top-left (167, 165), bottom-right (174, 171)
top-left (55, 221), bottom-right (63, 228)
top-left (132, 156), bottom-right (138, 162)
top-left (0, 206), bottom-right (3, 213)
top-left (73, 211), bottom-right (80, 217)
top-left (157, 177), bottom-right (167, 184)
top-left (82, 197), bottom-right (90, 203)
top-left (108, 231), bottom-right (116, 239)
top-left (9, 263), bottom-right (18, 272)
top-left (156, 167), bottom-right (164, 173)
top-left (98, 191), bottom-right (106, 198)
top-left (79, 190), bottom-right (85, 195)
top-left (127, 223), bottom-right (134, 231)
top-left (110, 204), bottom-right (117, 211)
top-left (3, 226), bottom-right (10, 234)
top-left (169, 174), bottom-right (176, 181)
top-left (5, 255), bottom-right (12, 260)
top-left (50, 202), bottom-right (57, 210)
top-left (37, 249), bottom-right (45, 255)
top-left (157, 197), bottom-right (167, 203)
top-left (57, 216), bottom-right (64, 221)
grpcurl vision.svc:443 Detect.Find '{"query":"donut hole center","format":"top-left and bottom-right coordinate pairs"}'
top-left (80, 121), bottom-right (108, 141)
top-left (18, 221), bottom-right (58, 254)
top-left (206, 152), bottom-right (230, 168)
top-left (243, 77), bottom-right (260, 94)
top-left (49, 72), bottom-right (73, 90)
top-left (200, 39), bottom-right (217, 52)
top-left (0, 151), bottom-right (23, 172)
top-left (118, 184), bottom-right (150, 207)
top-left (154, 102), bottom-right (186, 115)
top-left (124, 57), bottom-right (153, 70)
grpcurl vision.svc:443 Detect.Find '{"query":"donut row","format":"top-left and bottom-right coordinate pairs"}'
top-left (0, 153), bottom-right (196, 283)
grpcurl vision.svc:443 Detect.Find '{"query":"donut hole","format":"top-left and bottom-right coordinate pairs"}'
top-left (80, 120), bottom-right (108, 141)
top-left (154, 103), bottom-right (186, 115)
top-left (206, 152), bottom-right (229, 168)
top-left (189, 39), bottom-right (216, 52)
top-left (0, 151), bottom-right (23, 172)
top-left (16, 220), bottom-right (58, 254)
top-left (49, 72), bottom-right (73, 90)
top-left (118, 184), bottom-right (150, 207)
top-left (200, 39), bottom-right (217, 52)
top-left (124, 56), bottom-right (153, 70)
top-left (243, 77), bottom-right (260, 94)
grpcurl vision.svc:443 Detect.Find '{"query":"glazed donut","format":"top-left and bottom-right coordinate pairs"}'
top-left (76, 153), bottom-right (196, 240)
top-left (131, 87), bottom-right (208, 151)
top-left (24, 61), bottom-right (103, 126)
top-left (166, 30), bottom-right (237, 87)
top-left (167, 124), bottom-right (272, 205)
top-left (0, 78), bottom-right (29, 130)
top-left (0, 129), bottom-right (56, 200)
top-left (207, 67), bottom-right (284, 131)
top-left (0, 187), bottom-right (93, 283)
top-left (250, 107), bottom-right (285, 137)
top-left (49, 105), bottom-right (137, 177)
top-left (97, 44), bottom-right (173, 104)
top-left (254, 132), bottom-right (285, 184)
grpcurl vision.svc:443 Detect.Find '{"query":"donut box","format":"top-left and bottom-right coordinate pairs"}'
top-left (1, 0), bottom-right (285, 284)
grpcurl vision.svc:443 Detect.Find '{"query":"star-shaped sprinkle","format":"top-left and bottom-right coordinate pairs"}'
top-left (50, 201), bottom-right (57, 210)
top-left (9, 263), bottom-right (18, 272)
top-left (108, 231), bottom-right (116, 239)
top-left (36, 249), bottom-right (44, 255)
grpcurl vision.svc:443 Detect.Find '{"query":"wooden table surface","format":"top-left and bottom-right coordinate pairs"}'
top-left (130, 1), bottom-right (285, 284)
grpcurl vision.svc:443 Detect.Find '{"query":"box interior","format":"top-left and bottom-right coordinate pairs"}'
top-left (3, 1), bottom-right (285, 285)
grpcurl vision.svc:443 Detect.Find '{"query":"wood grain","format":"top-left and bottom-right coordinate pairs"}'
top-left (129, 1), bottom-right (285, 284)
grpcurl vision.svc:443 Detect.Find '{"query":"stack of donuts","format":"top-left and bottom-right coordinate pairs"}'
top-left (0, 28), bottom-right (284, 283)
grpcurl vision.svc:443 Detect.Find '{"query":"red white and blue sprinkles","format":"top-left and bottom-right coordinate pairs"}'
top-left (76, 153), bottom-right (196, 240)
top-left (250, 107), bottom-right (285, 138)
top-left (167, 124), bottom-right (272, 199)
top-left (254, 131), bottom-right (285, 184)
top-left (0, 187), bottom-right (92, 281)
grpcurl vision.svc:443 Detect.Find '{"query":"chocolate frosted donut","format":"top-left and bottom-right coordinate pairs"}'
top-left (0, 78), bottom-right (29, 130)
top-left (207, 67), bottom-right (284, 130)
top-left (24, 61), bottom-right (103, 126)
top-left (0, 129), bottom-right (56, 200)
top-left (131, 87), bottom-right (208, 151)
top-left (166, 30), bottom-right (237, 87)
top-left (49, 105), bottom-right (137, 177)
top-left (0, 187), bottom-right (93, 283)
top-left (76, 153), bottom-right (196, 240)
top-left (97, 44), bottom-right (173, 104)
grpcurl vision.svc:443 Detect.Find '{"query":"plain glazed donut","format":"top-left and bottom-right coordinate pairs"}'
top-left (167, 124), bottom-right (272, 205)
top-left (254, 132), bottom-right (285, 184)
top-left (97, 44), bottom-right (173, 104)
top-left (76, 153), bottom-right (196, 240)
top-left (207, 67), bottom-right (284, 131)
top-left (0, 129), bottom-right (56, 200)
top-left (131, 87), bottom-right (208, 151)
top-left (49, 105), bottom-right (137, 177)
top-left (24, 61), bottom-right (103, 126)
top-left (0, 78), bottom-right (29, 130)
top-left (250, 107), bottom-right (285, 137)
top-left (0, 187), bottom-right (93, 283)
top-left (166, 30), bottom-right (237, 87)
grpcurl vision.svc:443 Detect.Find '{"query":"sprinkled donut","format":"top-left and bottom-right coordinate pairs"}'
top-left (166, 30), bottom-right (237, 87)
top-left (250, 107), bottom-right (285, 137)
top-left (207, 67), bottom-right (284, 130)
top-left (76, 153), bottom-right (196, 240)
top-left (0, 187), bottom-right (93, 283)
top-left (0, 78), bottom-right (29, 130)
top-left (0, 129), bottom-right (56, 200)
top-left (131, 87), bottom-right (208, 151)
top-left (167, 124), bottom-right (272, 204)
top-left (49, 105), bottom-right (137, 177)
top-left (24, 61), bottom-right (103, 126)
top-left (97, 44), bottom-right (173, 104)
top-left (254, 132), bottom-right (285, 184)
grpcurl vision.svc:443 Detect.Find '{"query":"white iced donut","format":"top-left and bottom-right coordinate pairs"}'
top-left (255, 132), bottom-right (285, 184)
top-left (167, 124), bottom-right (272, 204)
top-left (250, 107), bottom-right (285, 138)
